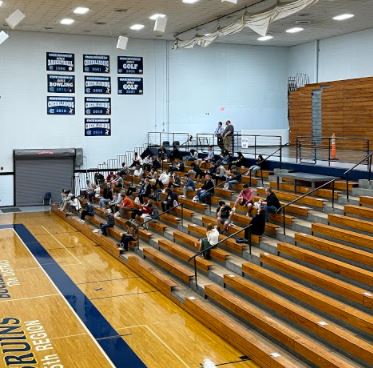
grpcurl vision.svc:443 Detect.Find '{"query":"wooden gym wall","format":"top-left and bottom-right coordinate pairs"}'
top-left (289, 76), bottom-right (373, 149)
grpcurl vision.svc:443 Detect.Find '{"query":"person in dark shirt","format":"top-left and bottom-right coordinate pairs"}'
top-left (196, 174), bottom-right (214, 203)
top-left (100, 207), bottom-right (115, 236)
top-left (158, 145), bottom-right (168, 161)
top-left (262, 187), bottom-right (281, 221)
top-left (162, 188), bottom-right (179, 212)
top-left (230, 152), bottom-right (246, 169)
top-left (216, 201), bottom-right (233, 233)
top-left (99, 184), bottom-right (113, 208)
top-left (80, 200), bottom-right (94, 221)
top-left (118, 221), bottom-right (138, 251)
top-left (138, 177), bottom-right (152, 204)
top-left (244, 206), bottom-right (266, 241)
top-left (190, 162), bottom-right (205, 180)
top-left (169, 145), bottom-right (182, 162)
top-left (152, 156), bottom-right (161, 170)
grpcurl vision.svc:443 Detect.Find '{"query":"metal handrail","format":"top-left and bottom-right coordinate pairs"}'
top-left (188, 224), bottom-right (253, 287)
top-left (276, 178), bottom-right (336, 235)
top-left (344, 151), bottom-right (373, 201)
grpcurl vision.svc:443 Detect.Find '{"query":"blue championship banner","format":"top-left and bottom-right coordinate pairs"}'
top-left (46, 52), bottom-right (75, 72)
top-left (85, 97), bottom-right (111, 115)
top-left (118, 77), bottom-right (143, 95)
top-left (85, 76), bottom-right (111, 94)
top-left (85, 118), bottom-right (111, 136)
top-left (118, 56), bottom-right (143, 74)
top-left (47, 75), bottom-right (75, 93)
top-left (83, 54), bottom-right (110, 73)
top-left (47, 96), bottom-right (75, 115)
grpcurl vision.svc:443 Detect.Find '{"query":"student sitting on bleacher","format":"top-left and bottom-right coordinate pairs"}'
top-left (138, 177), bottom-right (152, 204)
top-left (118, 221), bottom-right (138, 252)
top-left (158, 145), bottom-right (168, 160)
top-left (230, 152), bottom-right (245, 169)
top-left (214, 164), bottom-right (228, 185)
top-left (244, 203), bottom-right (266, 240)
top-left (248, 154), bottom-right (264, 176)
top-left (204, 145), bottom-right (215, 163)
top-left (162, 188), bottom-right (179, 212)
top-left (66, 195), bottom-right (82, 216)
top-left (99, 206), bottom-right (115, 236)
top-left (59, 189), bottom-right (73, 211)
top-left (109, 188), bottom-right (122, 214)
top-left (131, 199), bottom-right (154, 227)
top-left (190, 162), bottom-right (205, 180)
top-left (133, 164), bottom-right (144, 177)
top-left (233, 183), bottom-right (254, 215)
top-left (117, 192), bottom-right (135, 218)
top-left (143, 155), bottom-right (153, 172)
top-left (129, 152), bottom-right (142, 168)
top-left (183, 173), bottom-right (195, 197)
top-left (194, 174), bottom-right (214, 203)
top-left (216, 201), bottom-right (233, 233)
top-left (159, 171), bottom-right (170, 187)
top-left (262, 187), bottom-right (281, 221)
top-left (187, 149), bottom-right (198, 161)
top-left (169, 145), bottom-right (182, 162)
top-left (152, 156), bottom-right (162, 171)
top-left (200, 224), bottom-right (220, 259)
top-left (119, 162), bottom-right (129, 176)
top-left (224, 167), bottom-right (242, 190)
top-left (80, 200), bottom-right (94, 222)
top-left (99, 183), bottom-right (113, 208)
top-left (106, 171), bottom-right (115, 182)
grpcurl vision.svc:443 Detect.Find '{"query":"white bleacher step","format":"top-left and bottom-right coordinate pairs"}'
top-left (292, 218), bottom-right (312, 234)
top-left (307, 210), bottom-right (329, 224)
top-left (352, 187), bottom-right (373, 197)
top-left (338, 194), bottom-right (359, 205)
top-left (258, 236), bottom-right (278, 255)
top-left (276, 227), bottom-right (296, 244)
top-left (323, 202), bottom-right (344, 214)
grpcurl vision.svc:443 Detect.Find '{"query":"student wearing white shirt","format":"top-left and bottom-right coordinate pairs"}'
top-left (200, 224), bottom-right (220, 259)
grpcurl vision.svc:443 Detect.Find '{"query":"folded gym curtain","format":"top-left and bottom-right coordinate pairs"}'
top-left (173, 0), bottom-right (319, 48)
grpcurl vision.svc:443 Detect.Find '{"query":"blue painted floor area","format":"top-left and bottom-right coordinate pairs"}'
top-left (4, 223), bottom-right (146, 368)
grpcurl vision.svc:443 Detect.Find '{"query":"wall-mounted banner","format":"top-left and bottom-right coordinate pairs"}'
top-left (47, 75), bottom-right (75, 93)
top-left (83, 54), bottom-right (110, 73)
top-left (46, 52), bottom-right (75, 72)
top-left (118, 77), bottom-right (143, 95)
top-left (47, 96), bottom-right (75, 115)
top-left (85, 118), bottom-right (111, 136)
top-left (118, 56), bottom-right (143, 74)
top-left (85, 97), bottom-right (111, 115)
top-left (85, 76), bottom-right (111, 94)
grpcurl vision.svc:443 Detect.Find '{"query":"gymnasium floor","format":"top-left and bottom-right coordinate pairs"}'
top-left (0, 211), bottom-right (258, 368)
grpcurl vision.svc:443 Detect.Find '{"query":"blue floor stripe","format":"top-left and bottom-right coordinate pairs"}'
top-left (9, 224), bottom-right (146, 368)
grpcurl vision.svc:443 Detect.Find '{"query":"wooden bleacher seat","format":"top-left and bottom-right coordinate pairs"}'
top-left (312, 223), bottom-right (373, 251)
top-left (256, 188), bottom-right (326, 209)
top-left (259, 252), bottom-right (373, 309)
top-left (344, 204), bottom-right (373, 220)
top-left (334, 180), bottom-right (358, 192)
top-left (252, 195), bottom-right (310, 217)
top-left (174, 229), bottom-right (230, 261)
top-left (158, 238), bottom-right (212, 271)
top-left (143, 247), bottom-right (195, 283)
top-left (205, 283), bottom-right (357, 368)
top-left (277, 242), bottom-right (373, 286)
top-left (178, 197), bottom-right (207, 212)
top-left (218, 276), bottom-right (373, 366)
top-left (328, 213), bottom-right (373, 235)
top-left (269, 181), bottom-right (340, 200)
top-left (242, 262), bottom-right (373, 336)
top-left (184, 297), bottom-right (307, 368)
top-left (295, 232), bottom-right (373, 268)
top-left (171, 206), bottom-right (194, 219)
top-left (126, 255), bottom-right (178, 295)
top-left (360, 196), bottom-right (373, 208)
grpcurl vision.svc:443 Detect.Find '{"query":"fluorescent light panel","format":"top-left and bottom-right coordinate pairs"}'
top-left (257, 35), bottom-right (273, 41)
top-left (286, 27), bottom-right (304, 33)
top-left (60, 18), bottom-right (75, 25)
top-left (6, 9), bottom-right (26, 29)
top-left (0, 30), bottom-right (9, 45)
top-left (149, 13), bottom-right (166, 20)
top-left (333, 13), bottom-right (354, 21)
top-left (183, 0), bottom-right (200, 4)
top-left (130, 24), bottom-right (145, 30)
top-left (0, 1), bottom-right (3, 7)
top-left (74, 7), bottom-right (90, 15)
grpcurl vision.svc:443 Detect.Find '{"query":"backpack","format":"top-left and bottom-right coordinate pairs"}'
top-left (43, 192), bottom-right (52, 205)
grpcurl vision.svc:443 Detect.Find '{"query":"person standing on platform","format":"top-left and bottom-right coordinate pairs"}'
top-left (215, 122), bottom-right (224, 150)
top-left (223, 120), bottom-right (234, 153)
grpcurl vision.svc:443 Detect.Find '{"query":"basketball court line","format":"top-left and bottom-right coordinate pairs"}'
top-left (90, 289), bottom-right (158, 301)
top-left (41, 225), bottom-right (83, 264)
top-left (76, 275), bottom-right (140, 285)
top-left (7, 224), bottom-right (146, 368)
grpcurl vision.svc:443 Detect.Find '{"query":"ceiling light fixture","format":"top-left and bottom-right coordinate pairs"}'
top-left (0, 1), bottom-right (3, 7)
top-left (6, 9), bottom-right (26, 29)
top-left (182, 0), bottom-right (200, 4)
top-left (117, 35), bottom-right (129, 50)
top-left (149, 13), bottom-right (166, 20)
top-left (286, 27), bottom-right (304, 33)
top-left (0, 30), bottom-right (9, 45)
top-left (333, 13), bottom-right (354, 21)
top-left (257, 35), bottom-right (273, 41)
top-left (60, 18), bottom-right (75, 25)
top-left (221, 0), bottom-right (238, 4)
top-left (130, 24), bottom-right (145, 31)
top-left (154, 15), bottom-right (168, 33)
top-left (74, 7), bottom-right (90, 15)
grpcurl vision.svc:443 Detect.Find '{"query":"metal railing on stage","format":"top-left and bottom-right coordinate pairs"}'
top-left (147, 132), bottom-right (191, 150)
top-left (296, 136), bottom-right (370, 166)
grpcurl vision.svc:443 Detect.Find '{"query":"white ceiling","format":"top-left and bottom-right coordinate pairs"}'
top-left (0, 0), bottom-right (372, 46)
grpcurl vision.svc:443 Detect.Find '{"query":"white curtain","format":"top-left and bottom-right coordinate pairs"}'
top-left (174, 0), bottom-right (319, 49)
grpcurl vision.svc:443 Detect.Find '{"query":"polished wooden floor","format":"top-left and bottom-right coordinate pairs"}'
top-left (0, 211), bottom-right (258, 368)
